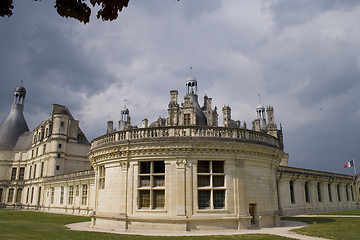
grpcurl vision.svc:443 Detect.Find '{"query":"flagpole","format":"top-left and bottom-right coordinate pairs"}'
top-left (353, 158), bottom-right (357, 175)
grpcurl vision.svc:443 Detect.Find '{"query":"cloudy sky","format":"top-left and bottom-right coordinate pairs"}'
top-left (1, 0), bottom-right (360, 175)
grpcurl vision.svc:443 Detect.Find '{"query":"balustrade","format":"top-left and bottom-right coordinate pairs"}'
top-left (91, 126), bottom-right (280, 149)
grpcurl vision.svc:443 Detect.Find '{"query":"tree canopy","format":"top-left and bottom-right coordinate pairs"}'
top-left (0, 0), bottom-right (130, 24)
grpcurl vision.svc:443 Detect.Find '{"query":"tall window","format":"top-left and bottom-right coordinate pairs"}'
top-left (81, 184), bottom-right (88, 205)
top-left (16, 188), bottom-right (22, 203)
top-left (197, 160), bottom-right (225, 210)
top-left (26, 188), bottom-right (29, 203)
top-left (290, 181), bottom-right (295, 204)
top-left (30, 187), bottom-right (34, 204)
top-left (7, 189), bottom-right (14, 203)
top-left (317, 183), bottom-right (322, 202)
top-left (351, 186), bottom-right (355, 201)
top-left (184, 113), bottom-right (191, 125)
top-left (51, 187), bottom-right (55, 204)
top-left (304, 182), bottom-right (310, 203)
top-left (33, 164), bottom-right (37, 179)
top-left (11, 168), bottom-right (17, 180)
top-left (40, 162), bottom-right (44, 177)
top-left (76, 185), bottom-right (79, 196)
top-left (337, 184), bottom-right (341, 202)
top-left (138, 161), bottom-right (165, 209)
top-left (19, 167), bottom-right (25, 180)
top-left (68, 186), bottom-right (74, 204)
top-left (346, 185), bottom-right (349, 201)
top-left (60, 186), bottom-right (64, 204)
top-left (99, 166), bottom-right (105, 189)
top-left (328, 184), bottom-right (332, 202)
top-left (29, 166), bottom-right (32, 179)
top-left (0, 188), bottom-right (3, 203)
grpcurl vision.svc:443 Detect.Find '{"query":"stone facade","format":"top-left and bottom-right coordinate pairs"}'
top-left (0, 79), bottom-right (359, 232)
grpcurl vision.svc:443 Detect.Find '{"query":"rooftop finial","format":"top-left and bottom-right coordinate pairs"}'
top-left (124, 99), bottom-right (127, 109)
top-left (20, 80), bottom-right (24, 86)
top-left (258, 94), bottom-right (261, 104)
top-left (190, 66), bottom-right (193, 77)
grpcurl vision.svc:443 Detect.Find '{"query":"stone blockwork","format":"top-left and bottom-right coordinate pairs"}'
top-left (277, 166), bottom-right (359, 216)
top-left (89, 129), bottom-right (285, 231)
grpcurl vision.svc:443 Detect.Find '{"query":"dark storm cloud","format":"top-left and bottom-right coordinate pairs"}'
top-left (0, 1), bottom-right (120, 130)
top-left (26, 24), bottom-right (116, 96)
top-left (1, 1), bottom-right (359, 175)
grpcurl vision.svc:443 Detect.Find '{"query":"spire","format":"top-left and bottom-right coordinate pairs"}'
top-left (0, 86), bottom-right (29, 149)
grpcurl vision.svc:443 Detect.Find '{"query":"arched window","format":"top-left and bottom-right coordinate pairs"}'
top-left (290, 181), bottom-right (295, 204)
top-left (317, 183), bottom-right (322, 202)
top-left (328, 184), bottom-right (332, 202)
top-left (304, 182), bottom-right (310, 203)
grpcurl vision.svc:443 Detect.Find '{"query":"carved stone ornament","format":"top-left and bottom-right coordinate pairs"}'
top-left (176, 159), bottom-right (187, 168)
top-left (120, 161), bottom-right (129, 170)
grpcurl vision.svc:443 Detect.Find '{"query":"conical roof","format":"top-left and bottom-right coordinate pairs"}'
top-left (0, 87), bottom-right (29, 150)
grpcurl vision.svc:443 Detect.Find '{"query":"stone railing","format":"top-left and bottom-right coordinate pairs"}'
top-left (42, 170), bottom-right (95, 183)
top-left (91, 126), bottom-right (280, 149)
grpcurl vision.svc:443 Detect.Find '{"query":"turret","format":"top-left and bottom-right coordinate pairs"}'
top-left (119, 102), bottom-right (132, 131)
top-left (186, 76), bottom-right (198, 95)
top-left (266, 106), bottom-right (278, 138)
top-left (222, 106), bottom-right (231, 128)
top-left (167, 90), bottom-right (179, 126)
top-left (107, 121), bottom-right (114, 133)
top-left (0, 86), bottom-right (29, 150)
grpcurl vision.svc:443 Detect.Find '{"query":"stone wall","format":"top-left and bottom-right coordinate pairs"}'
top-left (278, 166), bottom-right (359, 216)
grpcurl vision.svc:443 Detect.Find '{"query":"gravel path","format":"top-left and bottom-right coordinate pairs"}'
top-left (66, 220), bottom-right (328, 239)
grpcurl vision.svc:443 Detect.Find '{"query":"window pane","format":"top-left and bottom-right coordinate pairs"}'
top-left (139, 190), bottom-right (150, 208)
top-left (140, 176), bottom-right (150, 187)
top-left (153, 176), bottom-right (164, 187)
top-left (153, 190), bottom-right (165, 208)
top-left (213, 190), bottom-right (225, 209)
top-left (153, 161), bottom-right (165, 173)
top-left (198, 161), bottom-right (210, 173)
top-left (213, 175), bottom-right (224, 187)
top-left (212, 161), bottom-right (224, 173)
top-left (140, 162), bottom-right (151, 174)
top-left (198, 190), bottom-right (210, 209)
top-left (198, 175), bottom-right (210, 187)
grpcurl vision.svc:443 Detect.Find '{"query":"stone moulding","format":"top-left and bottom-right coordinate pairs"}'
top-left (90, 126), bottom-right (281, 150)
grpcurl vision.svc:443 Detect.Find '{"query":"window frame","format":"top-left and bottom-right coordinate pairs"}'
top-left (81, 184), bottom-right (88, 205)
top-left (138, 161), bottom-right (165, 209)
top-left (98, 166), bottom-right (105, 189)
top-left (290, 180), bottom-right (295, 204)
top-left (197, 160), bottom-right (226, 210)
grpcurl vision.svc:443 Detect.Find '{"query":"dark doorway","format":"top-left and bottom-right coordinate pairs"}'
top-left (249, 203), bottom-right (257, 225)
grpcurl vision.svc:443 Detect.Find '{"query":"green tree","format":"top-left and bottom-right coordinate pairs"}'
top-left (0, 0), bottom-right (130, 24)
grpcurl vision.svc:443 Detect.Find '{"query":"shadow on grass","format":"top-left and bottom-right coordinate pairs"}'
top-left (283, 216), bottom-right (335, 224)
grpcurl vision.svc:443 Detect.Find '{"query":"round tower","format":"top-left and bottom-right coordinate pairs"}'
top-left (0, 86), bottom-right (29, 150)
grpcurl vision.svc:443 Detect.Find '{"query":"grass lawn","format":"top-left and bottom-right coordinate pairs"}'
top-left (309, 209), bottom-right (360, 216)
top-left (285, 216), bottom-right (360, 240)
top-left (0, 209), bottom-right (293, 240)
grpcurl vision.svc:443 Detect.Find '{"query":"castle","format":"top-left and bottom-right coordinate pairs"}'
top-left (0, 76), bottom-right (359, 231)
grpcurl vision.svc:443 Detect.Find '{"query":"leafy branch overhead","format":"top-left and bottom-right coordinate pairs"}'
top-left (0, 0), bottom-right (130, 24)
